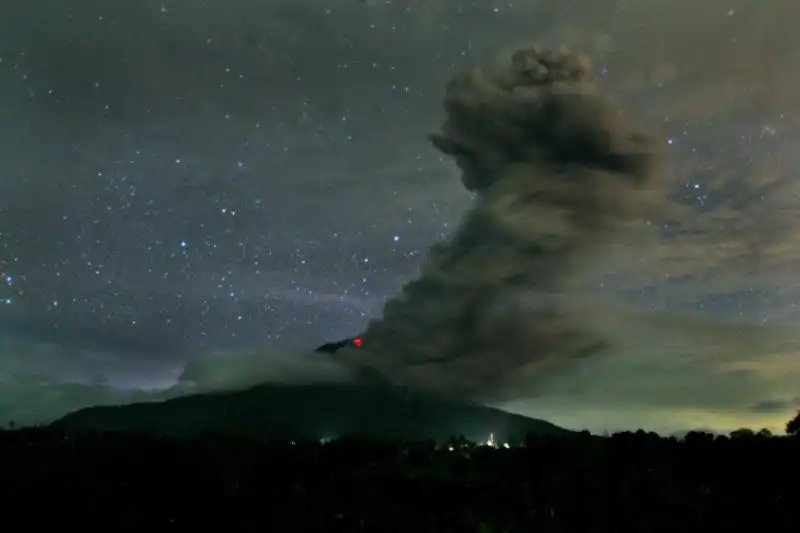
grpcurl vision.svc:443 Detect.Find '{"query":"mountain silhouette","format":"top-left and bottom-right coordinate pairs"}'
top-left (314, 337), bottom-right (360, 353)
top-left (50, 382), bottom-right (568, 442)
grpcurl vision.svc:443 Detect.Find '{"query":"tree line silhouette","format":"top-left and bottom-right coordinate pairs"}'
top-left (0, 410), bottom-right (799, 531)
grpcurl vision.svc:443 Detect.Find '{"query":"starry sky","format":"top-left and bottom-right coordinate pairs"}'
top-left (2, 0), bottom-right (800, 434)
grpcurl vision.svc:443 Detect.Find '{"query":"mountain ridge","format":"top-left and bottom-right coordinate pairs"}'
top-left (50, 381), bottom-right (569, 442)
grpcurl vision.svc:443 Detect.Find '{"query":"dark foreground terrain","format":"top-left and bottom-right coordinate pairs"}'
top-left (1, 427), bottom-right (799, 531)
top-left (51, 382), bottom-right (568, 442)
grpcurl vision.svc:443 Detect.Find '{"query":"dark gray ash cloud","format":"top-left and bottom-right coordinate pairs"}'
top-left (336, 46), bottom-right (667, 400)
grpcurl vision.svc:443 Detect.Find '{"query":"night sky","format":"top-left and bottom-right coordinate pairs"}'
top-left (2, 0), bottom-right (800, 434)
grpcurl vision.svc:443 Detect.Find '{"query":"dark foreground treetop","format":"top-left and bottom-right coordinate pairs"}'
top-left (1, 427), bottom-right (799, 532)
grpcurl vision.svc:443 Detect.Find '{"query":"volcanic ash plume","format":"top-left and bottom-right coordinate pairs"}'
top-left (341, 46), bottom-right (666, 400)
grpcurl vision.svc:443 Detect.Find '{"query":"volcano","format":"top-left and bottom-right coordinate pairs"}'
top-left (50, 381), bottom-right (568, 443)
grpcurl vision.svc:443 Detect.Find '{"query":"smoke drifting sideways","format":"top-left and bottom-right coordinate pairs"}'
top-left (334, 46), bottom-right (667, 401)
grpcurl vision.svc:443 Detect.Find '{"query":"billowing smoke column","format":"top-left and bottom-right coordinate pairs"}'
top-left (339, 46), bottom-right (666, 401)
